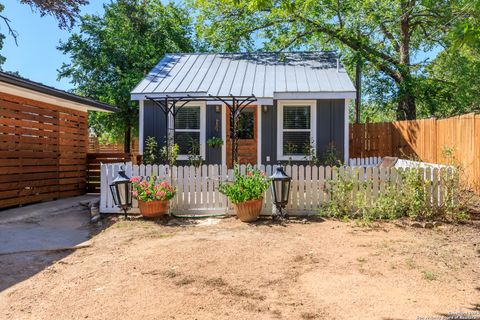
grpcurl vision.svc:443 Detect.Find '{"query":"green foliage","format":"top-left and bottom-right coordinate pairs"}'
top-left (130, 177), bottom-right (176, 202)
top-left (58, 0), bottom-right (195, 143)
top-left (303, 140), bottom-right (320, 166)
top-left (322, 142), bottom-right (342, 167)
top-left (284, 143), bottom-right (297, 166)
top-left (219, 165), bottom-right (271, 204)
top-left (207, 137), bottom-right (223, 148)
top-left (143, 136), bottom-right (159, 165)
top-left (417, 45), bottom-right (480, 118)
top-left (187, 137), bottom-right (203, 167)
top-left (160, 143), bottom-right (179, 167)
top-left (318, 166), bottom-right (468, 224)
top-left (190, 0), bottom-right (470, 119)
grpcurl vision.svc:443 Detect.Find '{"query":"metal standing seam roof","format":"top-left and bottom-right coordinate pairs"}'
top-left (131, 52), bottom-right (356, 100)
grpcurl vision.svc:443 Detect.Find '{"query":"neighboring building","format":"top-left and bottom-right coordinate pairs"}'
top-left (0, 71), bottom-right (117, 209)
top-left (131, 52), bottom-right (356, 166)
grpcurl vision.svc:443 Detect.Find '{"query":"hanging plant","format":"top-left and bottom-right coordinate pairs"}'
top-left (207, 137), bottom-right (224, 148)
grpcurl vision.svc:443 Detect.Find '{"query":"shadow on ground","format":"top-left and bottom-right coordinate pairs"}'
top-left (0, 196), bottom-right (107, 292)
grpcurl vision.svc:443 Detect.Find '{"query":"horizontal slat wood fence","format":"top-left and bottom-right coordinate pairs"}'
top-left (100, 163), bottom-right (451, 215)
top-left (88, 137), bottom-right (139, 161)
top-left (87, 153), bottom-right (131, 193)
top-left (0, 92), bottom-right (88, 209)
top-left (349, 113), bottom-right (480, 192)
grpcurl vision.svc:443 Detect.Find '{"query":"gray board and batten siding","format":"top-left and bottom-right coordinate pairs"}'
top-left (143, 99), bottom-right (344, 165)
top-left (261, 99), bottom-right (345, 165)
top-left (142, 100), bottom-right (222, 165)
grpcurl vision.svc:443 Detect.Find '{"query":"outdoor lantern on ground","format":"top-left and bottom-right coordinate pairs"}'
top-left (109, 167), bottom-right (132, 219)
top-left (270, 167), bottom-right (291, 219)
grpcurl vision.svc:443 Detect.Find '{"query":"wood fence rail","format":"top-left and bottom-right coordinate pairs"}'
top-left (87, 153), bottom-right (131, 193)
top-left (0, 92), bottom-right (88, 209)
top-left (88, 136), bottom-right (139, 161)
top-left (100, 163), bottom-right (451, 215)
top-left (349, 113), bottom-right (480, 192)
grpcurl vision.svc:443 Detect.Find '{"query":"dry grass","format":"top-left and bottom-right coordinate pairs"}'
top-left (0, 217), bottom-right (478, 320)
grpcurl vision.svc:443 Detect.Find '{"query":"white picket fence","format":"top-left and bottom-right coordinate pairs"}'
top-left (100, 162), bottom-right (452, 216)
top-left (348, 157), bottom-right (381, 167)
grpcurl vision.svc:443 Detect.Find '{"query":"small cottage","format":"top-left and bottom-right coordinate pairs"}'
top-left (131, 52), bottom-right (356, 167)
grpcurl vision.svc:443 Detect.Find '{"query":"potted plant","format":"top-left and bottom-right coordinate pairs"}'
top-left (130, 177), bottom-right (176, 218)
top-left (207, 137), bottom-right (223, 148)
top-left (219, 165), bottom-right (271, 222)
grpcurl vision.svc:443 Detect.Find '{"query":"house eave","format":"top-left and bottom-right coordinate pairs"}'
top-left (132, 91), bottom-right (356, 104)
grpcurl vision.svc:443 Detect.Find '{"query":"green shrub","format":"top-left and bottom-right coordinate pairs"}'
top-left (319, 166), bottom-right (468, 224)
top-left (187, 137), bottom-right (203, 168)
top-left (160, 143), bottom-right (179, 167)
top-left (322, 142), bottom-right (342, 167)
top-left (143, 136), bottom-right (159, 165)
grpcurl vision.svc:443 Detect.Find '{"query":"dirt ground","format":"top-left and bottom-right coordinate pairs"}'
top-left (0, 215), bottom-right (479, 320)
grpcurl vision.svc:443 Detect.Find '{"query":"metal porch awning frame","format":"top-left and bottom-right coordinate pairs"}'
top-left (145, 94), bottom-right (257, 166)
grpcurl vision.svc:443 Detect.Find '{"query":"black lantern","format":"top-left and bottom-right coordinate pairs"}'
top-left (270, 167), bottom-right (291, 219)
top-left (109, 168), bottom-right (132, 219)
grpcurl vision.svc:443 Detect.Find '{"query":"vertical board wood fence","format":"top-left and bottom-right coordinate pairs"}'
top-left (0, 92), bottom-right (88, 209)
top-left (100, 163), bottom-right (451, 215)
top-left (349, 113), bottom-right (480, 192)
top-left (87, 153), bottom-right (131, 193)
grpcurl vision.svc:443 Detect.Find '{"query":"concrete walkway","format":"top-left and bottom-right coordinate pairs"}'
top-left (0, 195), bottom-right (97, 255)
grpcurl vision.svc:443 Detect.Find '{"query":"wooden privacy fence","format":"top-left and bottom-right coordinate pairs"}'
top-left (87, 153), bottom-right (131, 193)
top-left (0, 92), bottom-right (88, 209)
top-left (100, 163), bottom-right (452, 215)
top-left (88, 136), bottom-right (139, 161)
top-left (349, 113), bottom-right (480, 192)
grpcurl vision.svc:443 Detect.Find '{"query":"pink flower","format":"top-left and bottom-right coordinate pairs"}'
top-left (130, 176), bottom-right (140, 182)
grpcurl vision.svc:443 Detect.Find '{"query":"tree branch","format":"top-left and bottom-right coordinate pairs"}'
top-left (296, 15), bottom-right (402, 82)
top-left (379, 23), bottom-right (399, 52)
top-left (0, 15), bottom-right (18, 45)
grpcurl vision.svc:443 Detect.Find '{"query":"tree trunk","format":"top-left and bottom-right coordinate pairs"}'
top-left (124, 125), bottom-right (131, 154)
top-left (397, 0), bottom-right (416, 121)
top-left (397, 92), bottom-right (416, 120)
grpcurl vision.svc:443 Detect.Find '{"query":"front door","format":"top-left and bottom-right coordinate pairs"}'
top-left (226, 105), bottom-right (257, 168)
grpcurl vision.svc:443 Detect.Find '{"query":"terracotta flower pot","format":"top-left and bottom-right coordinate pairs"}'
top-left (138, 200), bottom-right (168, 218)
top-left (233, 198), bottom-right (263, 222)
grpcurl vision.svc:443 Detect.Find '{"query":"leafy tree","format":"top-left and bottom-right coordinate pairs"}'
top-left (58, 0), bottom-right (194, 152)
top-left (417, 45), bottom-right (480, 117)
top-left (449, 1), bottom-right (480, 51)
top-left (191, 0), bottom-right (471, 120)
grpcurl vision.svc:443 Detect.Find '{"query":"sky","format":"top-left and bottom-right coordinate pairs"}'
top-left (1, 1), bottom-right (440, 92)
top-left (1, 1), bottom-right (107, 90)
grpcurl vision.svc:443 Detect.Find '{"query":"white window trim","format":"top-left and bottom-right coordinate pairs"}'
top-left (168, 102), bottom-right (206, 161)
top-left (277, 100), bottom-right (317, 161)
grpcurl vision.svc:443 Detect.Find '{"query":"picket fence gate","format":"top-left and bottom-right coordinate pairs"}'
top-left (100, 163), bottom-right (452, 216)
